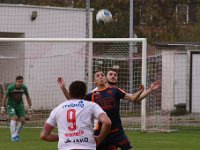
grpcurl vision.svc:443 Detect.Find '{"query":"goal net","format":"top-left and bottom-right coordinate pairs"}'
top-left (0, 38), bottom-right (170, 132)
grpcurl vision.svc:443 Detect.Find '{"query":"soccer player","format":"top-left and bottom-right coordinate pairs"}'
top-left (85, 70), bottom-right (144, 150)
top-left (106, 68), bottom-right (161, 101)
top-left (57, 70), bottom-right (160, 150)
top-left (92, 68), bottom-right (160, 98)
top-left (96, 69), bottom-right (160, 149)
top-left (40, 80), bottom-right (111, 150)
top-left (0, 76), bottom-right (33, 142)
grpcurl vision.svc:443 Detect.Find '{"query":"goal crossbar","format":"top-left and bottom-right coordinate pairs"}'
top-left (0, 38), bottom-right (146, 43)
top-left (0, 38), bottom-right (148, 131)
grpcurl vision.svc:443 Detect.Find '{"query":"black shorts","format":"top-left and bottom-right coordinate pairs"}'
top-left (96, 128), bottom-right (133, 150)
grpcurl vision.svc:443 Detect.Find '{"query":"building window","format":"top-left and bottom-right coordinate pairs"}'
top-left (176, 4), bottom-right (189, 24)
top-left (139, 6), bottom-right (153, 25)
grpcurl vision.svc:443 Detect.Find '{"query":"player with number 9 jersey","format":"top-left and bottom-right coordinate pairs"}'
top-left (49, 100), bottom-right (106, 149)
top-left (40, 81), bottom-right (111, 150)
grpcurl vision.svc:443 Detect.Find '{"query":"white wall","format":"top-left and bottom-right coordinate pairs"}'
top-left (0, 4), bottom-right (89, 38)
top-left (0, 4), bottom-right (93, 109)
top-left (161, 50), bottom-right (188, 111)
top-left (161, 50), bottom-right (175, 110)
top-left (0, 33), bottom-right (24, 83)
top-left (191, 53), bottom-right (200, 113)
top-left (174, 53), bottom-right (187, 105)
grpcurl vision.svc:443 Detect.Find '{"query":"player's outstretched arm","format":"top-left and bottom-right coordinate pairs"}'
top-left (124, 84), bottom-right (144, 102)
top-left (94, 113), bottom-right (111, 146)
top-left (57, 77), bottom-right (70, 100)
top-left (137, 80), bottom-right (161, 101)
top-left (40, 123), bottom-right (59, 142)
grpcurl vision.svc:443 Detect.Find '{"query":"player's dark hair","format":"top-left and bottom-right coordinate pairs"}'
top-left (69, 81), bottom-right (86, 99)
top-left (93, 69), bottom-right (105, 79)
top-left (94, 70), bottom-right (103, 75)
top-left (107, 68), bottom-right (118, 75)
top-left (94, 67), bottom-right (103, 75)
top-left (16, 76), bottom-right (23, 81)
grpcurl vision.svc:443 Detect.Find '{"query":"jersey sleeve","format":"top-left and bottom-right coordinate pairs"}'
top-left (23, 84), bottom-right (29, 96)
top-left (116, 87), bottom-right (126, 99)
top-left (46, 108), bottom-right (57, 127)
top-left (5, 84), bottom-right (12, 96)
top-left (4, 88), bottom-right (9, 97)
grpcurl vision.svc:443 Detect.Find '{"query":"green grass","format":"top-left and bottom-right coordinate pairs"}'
top-left (0, 128), bottom-right (199, 150)
top-left (0, 128), bottom-right (57, 150)
top-left (129, 128), bottom-right (200, 150)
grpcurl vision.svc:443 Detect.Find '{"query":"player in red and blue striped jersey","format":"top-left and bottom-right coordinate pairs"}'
top-left (85, 70), bottom-right (144, 150)
top-left (92, 68), bottom-right (160, 100)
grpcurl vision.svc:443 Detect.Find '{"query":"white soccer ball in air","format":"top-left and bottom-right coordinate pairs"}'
top-left (96, 9), bottom-right (112, 25)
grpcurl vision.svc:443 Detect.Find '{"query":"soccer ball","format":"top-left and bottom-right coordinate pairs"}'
top-left (96, 9), bottom-right (112, 25)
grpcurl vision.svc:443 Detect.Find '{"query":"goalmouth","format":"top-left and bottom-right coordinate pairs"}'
top-left (0, 38), bottom-right (170, 132)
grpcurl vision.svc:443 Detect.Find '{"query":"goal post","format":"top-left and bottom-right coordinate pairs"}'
top-left (0, 37), bottom-right (147, 90)
top-left (0, 38), bottom-right (168, 132)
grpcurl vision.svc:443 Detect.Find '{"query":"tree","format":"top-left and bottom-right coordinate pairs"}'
top-left (2, 0), bottom-right (200, 42)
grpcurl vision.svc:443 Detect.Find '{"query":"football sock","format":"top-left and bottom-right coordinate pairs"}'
top-left (16, 122), bottom-right (24, 135)
top-left (10, 120), bottom-right (16, 137)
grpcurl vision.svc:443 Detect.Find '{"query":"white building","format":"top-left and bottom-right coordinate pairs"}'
top-left (156, 42), bottom-right (200, 113)
top-left (0, 4), bottom-right (93, 109)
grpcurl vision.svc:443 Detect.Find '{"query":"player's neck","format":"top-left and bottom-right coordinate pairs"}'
top-left (108, 81), bottom-right (116, 86)
top-left (97, 84), bottom-right (107, 90)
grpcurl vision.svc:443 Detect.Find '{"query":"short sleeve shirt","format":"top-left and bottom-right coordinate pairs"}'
top-left (5, 83), bottom-right (29, 105)
top-left (85, 87), bottom-right (126, 131)
top-left (46, 99), bottom-right (105, 150)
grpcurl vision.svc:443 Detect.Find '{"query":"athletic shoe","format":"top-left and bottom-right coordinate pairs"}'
top-left (11, 135), bottom-right (20, 142)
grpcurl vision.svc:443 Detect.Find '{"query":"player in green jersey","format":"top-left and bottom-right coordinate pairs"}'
top-left (0, 76), bottom-right (33, 142)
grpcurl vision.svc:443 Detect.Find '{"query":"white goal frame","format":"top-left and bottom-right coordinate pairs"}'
top-left (0, 38), bottom-right (148, 131)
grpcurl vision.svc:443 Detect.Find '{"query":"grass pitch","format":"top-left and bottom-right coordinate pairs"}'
top-left (130, 127), bottom-right (200, 150)
top-left (0, 127), bottom-right (199, 150)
